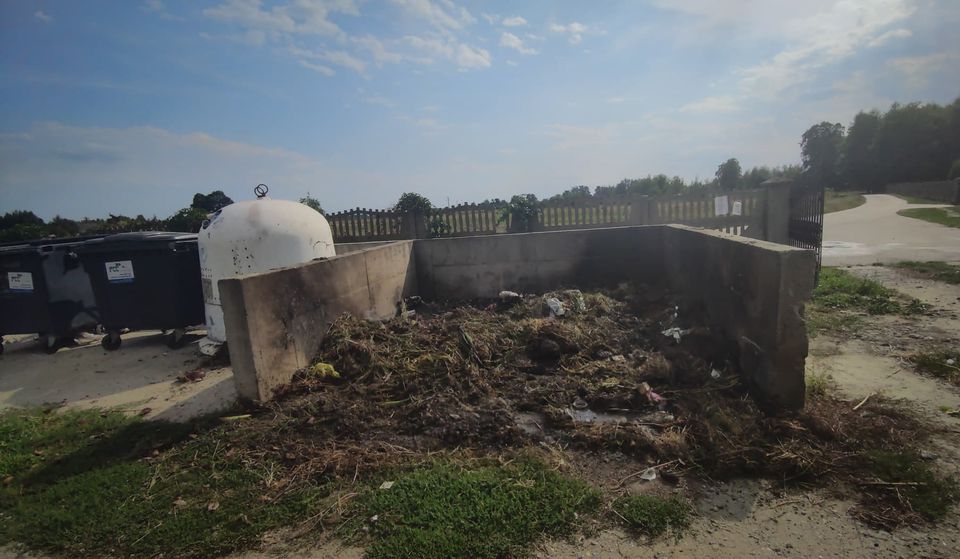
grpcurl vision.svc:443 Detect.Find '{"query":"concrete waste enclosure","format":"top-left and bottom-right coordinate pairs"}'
top-left (219, 224), bottom-right (815, 411)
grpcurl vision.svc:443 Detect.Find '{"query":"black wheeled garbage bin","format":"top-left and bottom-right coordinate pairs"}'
top-left (0, 237), bottom-right (100, 354)
top-left (77, 232), bottom-right (204, 350)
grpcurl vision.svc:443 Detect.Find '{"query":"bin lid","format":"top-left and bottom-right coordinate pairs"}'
top-left (79, 231), bottom-right (197, 252)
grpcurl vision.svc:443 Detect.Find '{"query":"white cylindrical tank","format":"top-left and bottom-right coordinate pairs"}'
top-left (198, 187), bottom-right (335, 344)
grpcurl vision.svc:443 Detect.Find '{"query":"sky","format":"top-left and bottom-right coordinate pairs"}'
top-left (1, 0), bottom-right (959, 220)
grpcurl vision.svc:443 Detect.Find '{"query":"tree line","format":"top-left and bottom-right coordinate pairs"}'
top-left (0, 191), bottom-right (235, 243)
top-left (801, 97), bottom-right (960, 192)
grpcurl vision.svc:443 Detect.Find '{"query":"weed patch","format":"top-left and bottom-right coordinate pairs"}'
top-left (342, 459), bottom-right (601, 559)
top-left (908, 350), bottom-right (960, 385)
top-left (809, 268), bottom-right (925, 334)
top-left (612, 494), bottom-right (690, 537)
top-left (855, 451), bottom-right (959, 527)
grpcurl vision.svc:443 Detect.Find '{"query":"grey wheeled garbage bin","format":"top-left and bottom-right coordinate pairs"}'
top-left (0, 237), bottom-right (100, 354)
top-left (77, 232), bottom-right (204, 350)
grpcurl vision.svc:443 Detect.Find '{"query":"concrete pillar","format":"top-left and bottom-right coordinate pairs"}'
top-left (629, 196), bottom-right (651, 225)
top-left (761, 179), bottom-right (793, 245)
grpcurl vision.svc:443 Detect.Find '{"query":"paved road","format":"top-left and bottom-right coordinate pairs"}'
top-left (822, 194), bottom-right (960, 266)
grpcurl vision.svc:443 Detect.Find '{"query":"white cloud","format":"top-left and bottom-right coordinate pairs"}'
top-left (680, 96), bottom-right (739, 113)
top-left (360, 95), bottom-right (397, 108)
top-left (351, 35), bottom-right (405, 65)
top-left (549, 21), bottom-right (596, 45)
top-left (0, 122), bottom-right (392, 219)
top-left (502, 16), bottom-right (527, 27)
top-left (289, 46), bottom-right (367, 75)
top-left (388, 0), bottom-right (475, 30)
top-left (734, 0), bottom-right (917, 100)
top-left (481, 13), bottom-right (499, 25)
top-left (143, 0), bottom-right (182, 20)
top-left (888, 51), bottom-right (960, 89)
top-left (203, 0), bottom-right (359, 40)
top-left (298, 60), bottom-right (335, 76)
top-left (397, 115), bottom-right (445, 130)
top-left (499, 32), bottom-right (537, 55)
top-left (404, 35), bottom-right (491, 69)
top-left (605, 96), bottom-right (626, 104)
top-left (506, 60), bottom-right (518, 67)
top-left (868, 28), bottom-right (912, 47)
top-left (34, 10), bottom-right (52, 23)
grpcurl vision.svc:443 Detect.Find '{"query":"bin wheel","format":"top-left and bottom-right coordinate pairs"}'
top-left (101, 332), bottom-right (122, 351)
top-left (44, 336), bottom-right (66, 354)
top-left (166, 329), bottom-right (187, 349)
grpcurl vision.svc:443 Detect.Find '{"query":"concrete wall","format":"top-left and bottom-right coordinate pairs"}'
top-left (220, 226), bottom-right (815, 410)
top-left (415, 226), bottom-right (664, 299)
top-left (662, 226), bottom-right (815, 410)
top-left (220, 241), bottom-right (416, 401)
top-left (886, 180), bottom-right (960, 204)
top-left (334, 240), bottom-right (401, 256)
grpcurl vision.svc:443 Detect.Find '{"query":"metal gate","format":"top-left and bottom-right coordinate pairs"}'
top-left (787, 180), bottom-right (825, 282)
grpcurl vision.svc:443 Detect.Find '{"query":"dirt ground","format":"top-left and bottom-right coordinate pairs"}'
top-left (3, 267), bottom-right (959, 559)
top-left (0, 330), bottom-right (235, 422)
top-left (537, 266), bottom-right (960, 559)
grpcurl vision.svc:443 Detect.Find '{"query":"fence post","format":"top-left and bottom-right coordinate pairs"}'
top-left (629, 196), bottom-right (651, 225)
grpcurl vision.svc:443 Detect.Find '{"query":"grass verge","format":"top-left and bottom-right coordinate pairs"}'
top-left (807, 268), bottom-right (926, 336)
top-left (908, 350), bottom-right (960, 385)
top-left (0, 408), bottom-right (329, 559)
top-left (611, 495), bottom-right (690, 538)
top-left (340, 459), bottom-right (602, 559)
top-left (897, 206), bottom-right (960, 228)
top-left (824, 190), bottom-right (866, 214)
top-left (893, 261), bottom-right (960, 285)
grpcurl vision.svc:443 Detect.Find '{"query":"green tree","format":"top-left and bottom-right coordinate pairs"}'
top-left (47, 216), bottom-right (80, 237)
top-left (499, 194), bottom-right (540, 233)
top-left (842, 110), bottom-right (882, 191)
top-left (0, 210), bottom-right (44, 230)
top-left (715, 158), bottom-right (742, 191)
top-left (299, 193), bottom-right (325, 214)
top-left (392, 192), bottom-right (434, 213)
top-left (191, 190), bottom-right (234, 212)
top-left (801, 122), bottom-right (845, 189)
top-left (166, 208), bottom-right (208, 233)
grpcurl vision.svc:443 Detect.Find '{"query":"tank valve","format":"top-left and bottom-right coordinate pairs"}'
top-left (254, 184), bottom-right (269, 199)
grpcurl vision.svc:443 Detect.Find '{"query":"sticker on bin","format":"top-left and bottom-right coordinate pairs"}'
top-left (7, 272), bottom-right (34, 292)
top-left (105, 260), bottom-right (135, 283)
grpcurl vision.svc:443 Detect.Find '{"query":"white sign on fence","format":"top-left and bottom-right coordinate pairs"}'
top-left (7, 272), bottom-right (34, 292)
top-left (714, 195), bottom-right (729, 216)
top-left (731, 200), bottom-right (743, 216)
top-left (105, 260), bottom-right (135, 283)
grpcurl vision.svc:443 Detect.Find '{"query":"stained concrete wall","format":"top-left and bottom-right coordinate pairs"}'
top-left (885, 180), bottom-right (960, 204)
top-left (334, 241), bottom-right (401, 256)
top-left (221, 226), bottom-right (815, 410)
top-left (662, 226), bottom-right (815, 410)
top-left (220, 241), bottom-right (416, 401)
top-left (414, 226), bottom-right (665, 299)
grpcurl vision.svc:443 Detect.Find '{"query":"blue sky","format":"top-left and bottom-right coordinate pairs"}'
top-left (1, 0), bottom-right (958, 219)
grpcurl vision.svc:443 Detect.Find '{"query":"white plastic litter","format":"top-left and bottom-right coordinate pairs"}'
top-left (499, 290), bottom-right (521, 301)
top-left (545, 297), bottom-right (566, 317)
top-left (661, 327), bottom-right (690, 343)
top-left (639, 467), bottom-right (657, 481)
top-left (710, 369), bottom-right (721, 379)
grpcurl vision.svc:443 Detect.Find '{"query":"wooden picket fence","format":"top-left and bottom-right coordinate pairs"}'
top-left (326, 188), bottom-right (768, 243)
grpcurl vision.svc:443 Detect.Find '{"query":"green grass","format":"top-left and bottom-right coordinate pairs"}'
top-left (342, 459), bottom-right (602, 559)
top-left (808, 268), bottom-right (926, 336)
top-left (0, 408), bottom-right (329, 559)
top-left (893, 261), bottom-right (960, 285)
top-left (824, 190), bottom-right (866, 214)
top-left (898, 206), bottom-right (960, 228)
top-left (814, 268), bottom-right (922, 315)
top-left (611, 495), bottom-right (690, 538)
top-left (908, 350), bottom-right (960, 385)
top-left (805, 372), bottom-right (833, 398)
top-left (867, 451), bottom-right (959, 521)
top-left (891, 193), bottom-right (945, 204)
